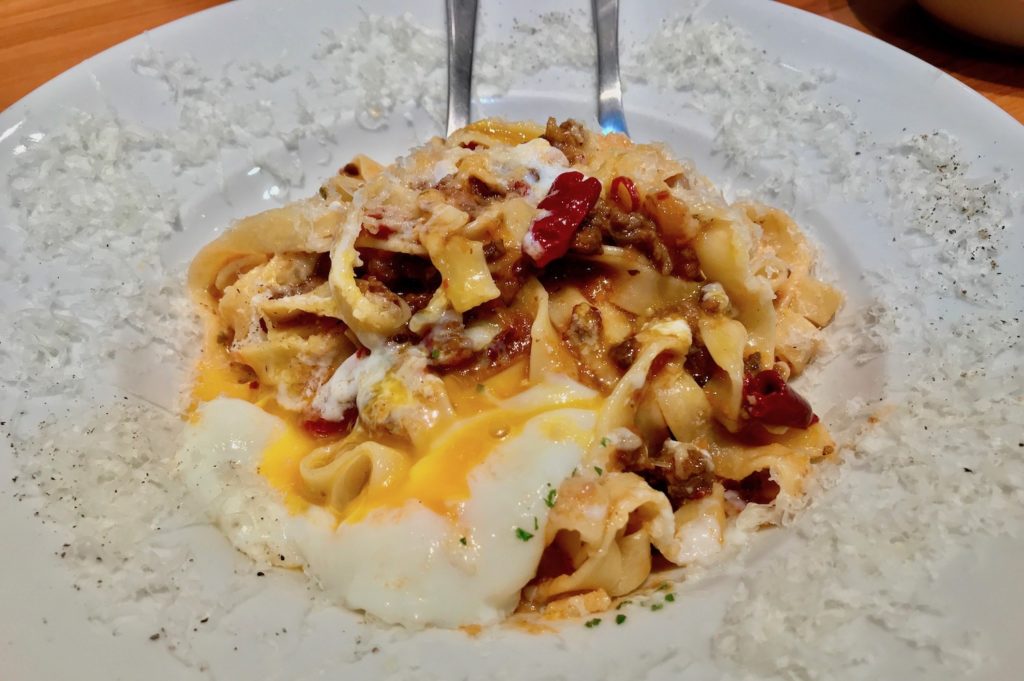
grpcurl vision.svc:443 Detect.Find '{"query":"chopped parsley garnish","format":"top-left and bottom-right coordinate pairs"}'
top-left (594, 466), bottom-right (604, 476)
top-left (615, 600), bottom-right (632, 610)
top-left (600, 437), bottom-right (610, 447)
top-left (650, 603), bottom-right (663, 612)
top-left (459, 536), bottom-right (467, 546)
top-left (544, 488), bottom-right (557, 508)
top-left (514, 527), bottom-right (534, 541)
top-left (533, 516), bottom-right (539, 531)
top-left (664, 593), bottom-right (675, 602)
top-left (476, 383), bottom-right (485, 393)
top-left (429, 348), bottom-right (440, 360)
top-left (584, 618), bottom-right (602, 628)
top-left (615, 614), bottom-right (627, 625)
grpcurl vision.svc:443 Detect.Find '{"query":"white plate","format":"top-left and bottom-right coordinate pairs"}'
top-left (1, 1), bottom-right (1021, 680)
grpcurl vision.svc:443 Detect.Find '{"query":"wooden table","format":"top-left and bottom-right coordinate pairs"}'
top-left (1, 0), bottom-right (1021, 124)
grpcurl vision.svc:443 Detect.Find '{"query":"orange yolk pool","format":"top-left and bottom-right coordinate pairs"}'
top-left (190, 348), bottom-right (600, 525)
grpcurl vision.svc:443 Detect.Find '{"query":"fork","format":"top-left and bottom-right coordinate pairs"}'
top-left (445, 0), bottom-right (629, 137)
top-left (593, 0), bottom-right (629, 136)
top-left (446, 0), bottom-right (478, 136)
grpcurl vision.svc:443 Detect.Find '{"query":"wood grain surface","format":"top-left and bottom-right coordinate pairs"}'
top-left (1, 0), bottom-right (1021, 124)
top-left (779, 0), bottom-right (1023, 123)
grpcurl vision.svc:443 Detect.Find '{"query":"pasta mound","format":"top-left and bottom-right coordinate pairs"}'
top-left (186, 118), bottom-right (842, 618)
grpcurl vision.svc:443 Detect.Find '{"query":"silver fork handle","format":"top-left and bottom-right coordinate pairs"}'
top-left (593, 0), bottom-right (629, 136)
top-left (446, 0), bottom-right (478, 136)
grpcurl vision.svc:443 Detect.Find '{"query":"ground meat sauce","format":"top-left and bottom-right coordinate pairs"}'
top-left (355, 276), bottom-right (408, 313)
top-left (541, 117), bottom-right (587, 165)
top-left (723, 470), bottom-right (780, 505)
top-left (537, 258), bottom-right (610, 296)
top-left (563, 303), bottom-right (619, 391)
top-left (424, 319), bottom-right (475, 370)
top-left (569, 220), bottom-right (603, 254)
top-left (583, 197), bottom-right (674, 274)
top-left (357, 249), bottom-right (440, 313)
top-left (482, 239), bottom-right (506, 263)
top-left (673, 245), bottom-right (703, 281)
top-left (400, 292), bottom-right (434, 313)
top-left (476, 311), bottom-right (533, 377)
top-left (617, 441), bottom-right (716, 508)
top-left (684, 345), bottom-right (716, 387)
top-left (468, 175), bottom-right (503, 199)
top-left (434, 173), bottom-right (506, 217)
top-left (434, 308), bottom-right (533, 381)
top-left (488, 247), bottom-right (533, 303)
top-left (313, 251), bottom-right (333, 280)
top-left (359, 249), bottom-right (439, 290)
top-left (563, 176), bottom-right (705, 281)
top-left (609, 336), bottom-right (639, 369)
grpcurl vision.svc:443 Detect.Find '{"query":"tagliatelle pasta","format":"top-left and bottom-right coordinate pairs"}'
top-left (182, 118), bottom-right (842, 627)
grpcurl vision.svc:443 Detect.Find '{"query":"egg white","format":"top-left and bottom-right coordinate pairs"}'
top-left (176, 398), bottom-right (302, 567)
top-left (177, 380), bottom-right (598, 627)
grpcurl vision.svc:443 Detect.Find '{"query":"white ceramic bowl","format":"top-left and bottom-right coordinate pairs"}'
top-left (918, 0), bottom-right (1024, 47)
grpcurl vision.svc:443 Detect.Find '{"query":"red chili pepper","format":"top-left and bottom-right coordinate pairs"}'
top-left (303, 407), bottom-right (357, 438)
top-left (743, 369), bottom-right (819, 429)
top-left (610, 176), bottom-right (640, 213)
top-left (524, 171), bottom-right (602, 267)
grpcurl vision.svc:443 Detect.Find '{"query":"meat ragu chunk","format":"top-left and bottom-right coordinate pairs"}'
top-left (434, 174), bottom-right (506, 217)
top-left (542, 117), bottom-right (588, 165)
top-left (723, 470), bottom-right (780, 505)
top-left (569, 220), bottom-right (603, 255)
top-left (482, 239), bottom-right (506, 263)
top-left (487, 247), bottom-right (532, 304)
top-left (356, 276), bottom-right (407, 312)
top-left (359, 250), bottom-right (438, 290)
top-left (585, 198), bottom-right (674, 275)
top-left (423, 318), bottom-right (475, 369)
top-left (609, 336), bottom-right (639, 370)
top-left (357, 249), bottom-right (440, 313)
top-left (563, 303), bottom-right (619, 391)
top-left (441, 308), bottom-right (533, 380)
top-left (618, 440), bottom-right (716, 508)
top-left (684, 345), bottom-right (716, 387)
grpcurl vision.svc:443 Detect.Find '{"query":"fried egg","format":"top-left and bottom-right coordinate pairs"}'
top-left (177, 378), bottom-right (600, 627)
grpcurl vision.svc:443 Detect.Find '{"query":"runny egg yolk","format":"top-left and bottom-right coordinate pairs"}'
top-left (341, 391), bottom-right (600, 523)
top-left (187, 347), bottom-right (320, 514)
top-left (258, 422), bottom-right (317, 515)
top-left (191, 350), bottom-right (599, 525)
top-left (189, 354), bottom-right (256, 412)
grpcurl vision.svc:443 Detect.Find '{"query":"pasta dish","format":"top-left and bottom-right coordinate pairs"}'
top-left (179, 118), bottom-right (842, 627)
